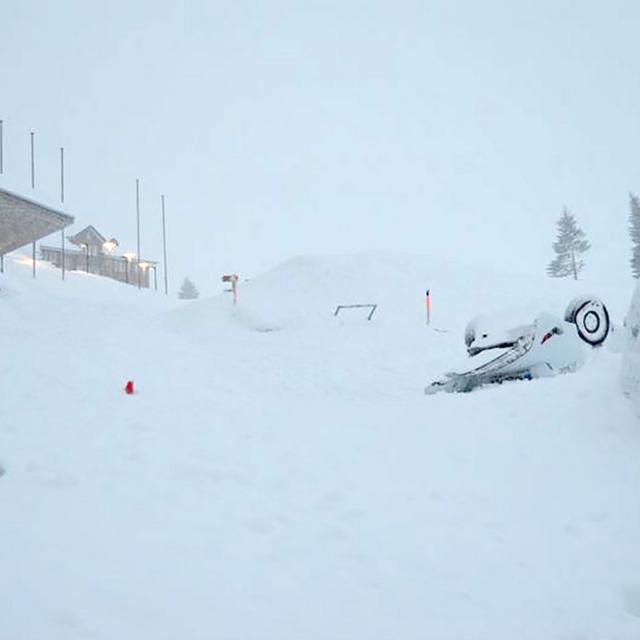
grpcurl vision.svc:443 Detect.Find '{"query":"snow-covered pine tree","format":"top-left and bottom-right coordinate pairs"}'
top-left (547, 207), bottom-right (590, 280)
top-left (629, 193), bottom-right (640, 278)
top-left (178, 277), bottom-right (200, 299)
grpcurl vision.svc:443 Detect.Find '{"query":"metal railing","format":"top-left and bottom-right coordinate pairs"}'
top-left (334, 304), bottom-right (378, 321)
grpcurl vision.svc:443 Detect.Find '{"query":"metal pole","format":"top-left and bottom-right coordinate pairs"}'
top-left (30, 132), bottom-right (35, 189)
top-left (1, 255), bottom-right (4, 273)
top-left (60, 147), bottom-right (65, 203)
top-left (161, 194), bottom-right (168, 295)
top-left (60, 147), bottom-right (65, 280)
top-left (136, 179), bottom-right (141, 289)
top-left (153, 265), bottom-right (157, 291)
top-left (31, 132), bottom-right (36, 278)
top-left (0, 120), bottom-right (3, 174)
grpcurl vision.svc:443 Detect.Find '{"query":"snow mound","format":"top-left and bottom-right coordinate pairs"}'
top-left (2, 249), bottom-right (640, 640)
top-left (622, 281), bottom-right (640, 406)
top-left (167, 252), bottom-right (601, 337)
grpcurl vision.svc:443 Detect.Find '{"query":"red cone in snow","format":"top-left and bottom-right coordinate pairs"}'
top-left (125, 380), bottom-right (135, 395)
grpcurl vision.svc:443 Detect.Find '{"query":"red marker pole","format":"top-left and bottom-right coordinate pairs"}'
top-left (426, 289), bottom-right (431, 325)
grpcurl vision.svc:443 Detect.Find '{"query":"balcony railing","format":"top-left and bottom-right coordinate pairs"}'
top-left (40, 245), bottom-right (156, 288)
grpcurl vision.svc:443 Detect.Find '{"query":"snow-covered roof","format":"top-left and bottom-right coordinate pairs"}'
top-left (0, 186), bottom-right (74, 255)
top-left (68, 225), bottom-right (106, 248)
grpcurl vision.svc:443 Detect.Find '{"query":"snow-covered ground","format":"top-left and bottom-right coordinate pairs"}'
top-left (622, 281), bottom-right (640, 408)
top-left (1, 251), bottom-right (639, 639)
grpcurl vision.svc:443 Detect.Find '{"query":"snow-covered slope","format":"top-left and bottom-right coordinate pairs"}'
top-left (622, 281), bottom-right (640, 407)
top-left (1, 251), bottom-right (639, 639)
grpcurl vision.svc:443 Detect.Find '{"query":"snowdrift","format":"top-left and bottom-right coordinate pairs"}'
top-left (1, 250), bottom-right (639, 640)
top-left (622, 281), bottom-right (640, 408)
top-left (167, 252), bottom-right (623, 335)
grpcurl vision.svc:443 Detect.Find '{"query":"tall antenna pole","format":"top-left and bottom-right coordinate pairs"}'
top-left (0, 121), bottom-right (3, 271)
top-left (31, 132), bottom-right (36, 278)
top-left (60, 147), bottom-right (65, 203)
top-left (161, 194), bottom-right (168, 295)
top-left (30, 132), bottom-right (35, 189)
top-left (60, 147), bottom-right (65, 280)
top-left (136, 178), bottom-right (141, 289)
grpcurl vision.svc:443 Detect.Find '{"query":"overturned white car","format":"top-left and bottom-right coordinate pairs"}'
top-left (425, 296), bottom-right (610, 394)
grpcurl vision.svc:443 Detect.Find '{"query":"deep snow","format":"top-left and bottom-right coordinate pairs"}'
top-left (1, 251), bottom-right (639, 640)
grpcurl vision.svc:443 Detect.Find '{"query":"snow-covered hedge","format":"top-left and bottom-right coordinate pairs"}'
top-left (621, 281), bottom-right (640, 404)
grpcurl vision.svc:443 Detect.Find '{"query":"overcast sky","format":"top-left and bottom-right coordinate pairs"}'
top-left (2, 1), bottom-right (639, 293)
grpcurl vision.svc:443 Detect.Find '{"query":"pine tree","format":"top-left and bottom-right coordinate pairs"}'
top-left (629, 193), bottom-right (640, 278)
top-left (178, 277), bottom-right (199, 299)
top-left (547, 207), bottom-right (590, 280)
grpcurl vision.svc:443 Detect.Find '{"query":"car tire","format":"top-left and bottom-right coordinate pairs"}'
top-left (564, 296), bottom-right (610, 346)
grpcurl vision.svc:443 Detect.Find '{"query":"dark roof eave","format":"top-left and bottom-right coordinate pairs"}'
top-left (0, 186), bottom-right (73, 225)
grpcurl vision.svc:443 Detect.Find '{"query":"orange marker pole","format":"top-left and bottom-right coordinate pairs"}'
top-left (426, 289), bottom-right (431, 325)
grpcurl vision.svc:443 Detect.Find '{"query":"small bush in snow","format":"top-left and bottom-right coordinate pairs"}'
top-left (178, 277), bottom-right (199, 300)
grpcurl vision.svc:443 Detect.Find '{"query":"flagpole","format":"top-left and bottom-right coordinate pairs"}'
top-left (136, 178), bottom-right (141, 289)
top-left (31, 131), bottom-right (36, 279)
top-left (60, 147), bottom-right (65, 281)
top-left (161, 194), bottom-right (168, 296)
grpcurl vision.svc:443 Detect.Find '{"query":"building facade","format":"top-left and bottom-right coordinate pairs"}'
top-left (41, 225), bottom-right (157, 288)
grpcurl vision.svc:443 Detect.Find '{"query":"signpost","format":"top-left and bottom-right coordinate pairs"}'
top-left (222, 274), bottom-right (239, 304)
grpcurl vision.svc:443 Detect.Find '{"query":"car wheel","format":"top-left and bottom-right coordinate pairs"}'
top-left (564, 296), bottom-right (610, 346)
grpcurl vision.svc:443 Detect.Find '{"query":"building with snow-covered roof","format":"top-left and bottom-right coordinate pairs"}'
top-left (41, 224), bottom-right (157, 289)
top-left (0, 186), bottom-right (74, 260)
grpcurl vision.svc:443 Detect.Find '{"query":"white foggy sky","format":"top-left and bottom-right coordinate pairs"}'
top-left (2, 1), bottom-right (639, 293)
